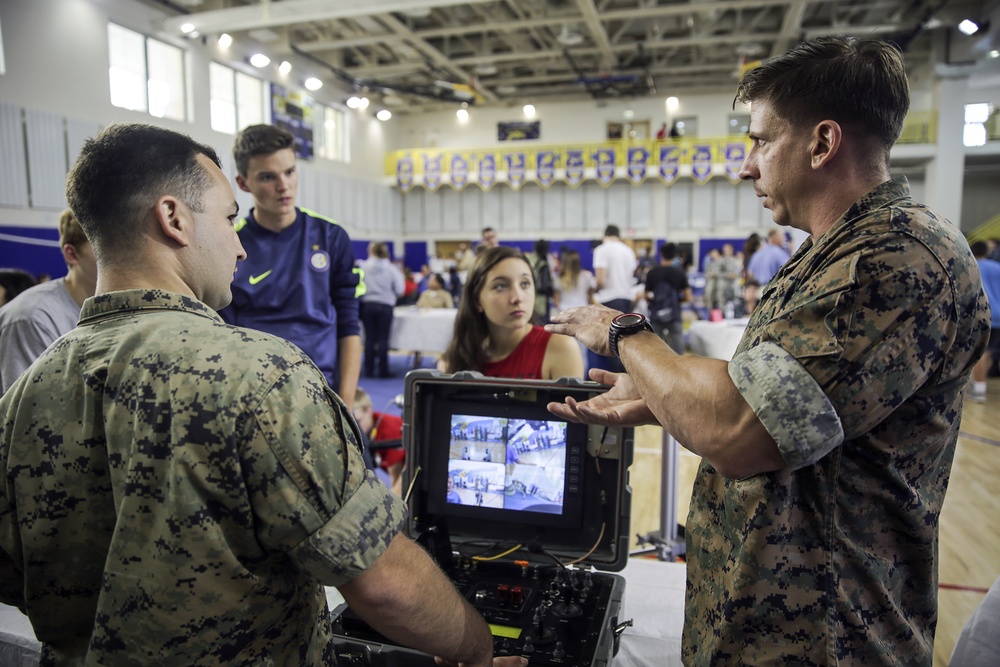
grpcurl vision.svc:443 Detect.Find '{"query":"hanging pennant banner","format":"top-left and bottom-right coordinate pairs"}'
top-left (423, 153), bottom-right (443, 190)
top-left (565, 149), bottom-right (585, 187)
top-left (536, 150), bottom-right (557, 188)
top-left (478, 153), bottom-right (497, 190)
top-left (691, 144), bottom-right (713, 183)
top-left (658, 145), bottom-right (680, 184)
top-left (396, 155), bottom-right (414, 192)
top-left (627, 146), bottom-right (649, 184)
top-left (450, 153), bottom-right (470, 189)
top-left (506, 152), bottom-right (527, 189)
top-left (594, 147), bottom-right (616, 185)
top-left (724, 142), bottom-right (746, 182)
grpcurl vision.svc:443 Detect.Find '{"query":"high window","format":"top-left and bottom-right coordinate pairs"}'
top-left (210, 63), bottom-right (268, 135)
top-left (107, 23), bottom-right (185, 121)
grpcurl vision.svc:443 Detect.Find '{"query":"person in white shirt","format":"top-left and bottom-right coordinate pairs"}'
top-left (591, 225), bottom-right (638, 372)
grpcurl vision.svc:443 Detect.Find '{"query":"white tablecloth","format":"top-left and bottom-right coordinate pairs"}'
top-left (389, 306), bottom-right (457, 354)
top-left (686, 318), bottom-right (749, 360)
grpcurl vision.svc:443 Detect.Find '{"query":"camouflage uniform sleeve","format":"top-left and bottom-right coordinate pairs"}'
top-left (241, 359), bottom-right (407, 587)
top-left (731, 239), bottom-right (954, 464)
top-left (729, 341), bottom-right (843, 470)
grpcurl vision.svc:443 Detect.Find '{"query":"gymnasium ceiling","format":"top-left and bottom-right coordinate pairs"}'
top-left (155, 0), bottom-right (1000, 112)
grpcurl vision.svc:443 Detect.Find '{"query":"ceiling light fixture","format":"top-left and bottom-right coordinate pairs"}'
top-left (218, 33), bottom-right (233, 49)
top-left (557, 25), bottom-right (584, 46)
top-left (377, 109), bottom-right (392, 121)
top-left (180, 23), bottom-right (196, 34)
top-left (474, 63), bottom-right (498, 76)
top-left (523, 104), bottom-right (536, 118)
top-left (665, 96), bottom-right (679, 112)
top-left (249, 53), bottom-right (270, 68)
top-left (958, 19), bottom-right (980, 35)
top-left (457, 108), bottom-right (469, 122)
top-left (279, 61), bottom-right (292, 75)
top-left (347, 96), bottom-right (369, 110)
top-left (304, 77), bottom-right (323, 91)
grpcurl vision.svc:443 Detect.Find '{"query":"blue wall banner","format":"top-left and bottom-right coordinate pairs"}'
top-left (565, 149), bottom-right (585, 187)
top-left (270, 83), bottom-right (315, 160)
top-left (536, 151), bottom-right (557, 188)
top-left (498, 120), bottom-right (541, 141)
top-left (724, 142), bottom-right (746, 182)
top-left (450, 153), bottom-right (469, 189)
top-left (627, 146), bottom-right (649, 184)
top-left (594, 148), bottom-right (616, 185)
top-left (423, 154), bottom-right (443, 190)
top-left (658, 145), bottom-right (680, 184)
top-left (478, 153), bottom-right (496, 190)
top-left (506, 152), bottom-right (527, 189)
top-left (691, 144), bottom-right (713, 183)
top-left (396, 155), bottom-right (414, 192)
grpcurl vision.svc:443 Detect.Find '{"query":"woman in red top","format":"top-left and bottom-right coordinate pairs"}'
top-left (439, 246), bottom-right (582, 380)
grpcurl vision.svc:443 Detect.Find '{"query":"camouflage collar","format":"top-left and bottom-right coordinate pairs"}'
top-left (80, 290), bottom-right (223, 325)
top-left (836, 176), bottom-right (911, 231)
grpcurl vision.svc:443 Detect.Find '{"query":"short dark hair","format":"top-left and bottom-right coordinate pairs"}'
top-left (735, 36), bottom-right (909, 160)
top-left (233, 124), bottom-right (295, 177)
top-left (660, 242), bottom-right (678, 261)
top-left (65, 123), bottom-right (221, 264)
top-left (970, 241), bottom-right (988, 258)
top-left (604, 225), bottom-right (621, 238)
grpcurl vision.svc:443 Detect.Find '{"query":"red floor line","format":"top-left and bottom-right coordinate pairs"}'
top-left (939, 583), bottom-right (990, 594)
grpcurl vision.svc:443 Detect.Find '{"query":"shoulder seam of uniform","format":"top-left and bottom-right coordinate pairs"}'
top-left (300, 207), bottom-right (342, 226)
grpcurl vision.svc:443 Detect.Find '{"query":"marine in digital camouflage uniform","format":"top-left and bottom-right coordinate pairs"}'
top-left (0, 123), bottom-right (519, 667)
top-left (543, 36), bottom-right (991, 667)
top-left (685, 178), bottom-right (990, 665)
top-left (0, 289), bottom-right (406, 665)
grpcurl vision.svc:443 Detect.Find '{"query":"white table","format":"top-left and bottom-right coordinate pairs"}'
top-left (389, 306), bottom-right (457, 355)
top-left (1, 558), bottom-right (685, 666)
top-left (686, 318), bottom-right (749, 360)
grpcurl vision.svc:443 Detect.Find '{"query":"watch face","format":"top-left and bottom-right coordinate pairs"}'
top-left (614, 313), bottom-right (644, 327)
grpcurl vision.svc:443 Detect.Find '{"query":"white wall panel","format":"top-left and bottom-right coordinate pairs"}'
top-left (481, 188), bottom-right (501, 233)
top-left (712, 180), bottom-right (738, 227)
top-left (584, 183), bottom-right (606, 233)
top-left (65, 118), bottom-right (100, 170)
top-left (24, 108), bottom-right (66, 209)
top-left (521, 185), bottom-right (542, 235)
top-left (667, 182), bottom-right (692, 231)
top-left (737, 180), bottom-right (763, 230)
top-left (563, 185), bottom-right (584, 232)
top-left (689, 182), bottom-right (714, 231)
top-left (403, 189), bottom-right (424, 234)
top-left (542, 186), bottom-right (564, 232)
top-left (607, 183), bottom-right (629, 231)
top-left (631, 185), bottom-right (653, 232)
top-left (459, 187), bottom-right (481, 236)
top-left (500, 185), bottom-right (522, 233)
top-left (0, 103), bottom-right (29, 208)
top-left (440, 188), bottom-right (460, 233)
top-left (423, 188), bottom-right (443, 232)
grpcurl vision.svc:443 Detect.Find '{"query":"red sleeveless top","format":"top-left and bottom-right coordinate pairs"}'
top-left (482, 326), bottom-right (552, 379)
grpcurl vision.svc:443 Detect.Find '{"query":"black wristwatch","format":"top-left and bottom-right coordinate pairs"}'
top-left (608, 312), bottom-right (654, 360)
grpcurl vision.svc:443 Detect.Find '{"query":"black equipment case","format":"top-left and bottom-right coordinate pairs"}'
top-left (331, 370), bottom-right (634, 666)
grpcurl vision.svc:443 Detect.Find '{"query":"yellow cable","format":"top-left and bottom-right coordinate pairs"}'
top-left (472, 543), bottom-right (524, 561)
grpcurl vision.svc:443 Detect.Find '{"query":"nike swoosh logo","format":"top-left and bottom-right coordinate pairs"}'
top-left (248, 270), bottom-right (272, 285)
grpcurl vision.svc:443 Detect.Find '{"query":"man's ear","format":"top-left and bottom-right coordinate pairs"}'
top-left (811, 120), bottom-right (842, 169)
top-left (62, 243), bottom-right (79, 267)
top-left (153, 195), bottom-right (191, 247)
top-left (235, 174), bottom-right (251, 193)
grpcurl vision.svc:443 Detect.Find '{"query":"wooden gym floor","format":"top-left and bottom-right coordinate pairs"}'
top-left (627, 377), bottom-right (1000, 666)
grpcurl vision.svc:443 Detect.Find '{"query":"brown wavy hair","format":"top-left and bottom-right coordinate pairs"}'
top-left (440, 246), bottom-right (534, 373)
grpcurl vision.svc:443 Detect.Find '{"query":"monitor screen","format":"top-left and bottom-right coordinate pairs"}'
top-left (445, 415), bottom-right (567, 515)
top-left (425, 400), bottom-right (586, 530)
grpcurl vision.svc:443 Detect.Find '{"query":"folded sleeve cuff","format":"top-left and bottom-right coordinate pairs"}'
top-left (290, 470), bottom-right (407, 587)
top-left (729, 341), bottom-right (844, 470)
